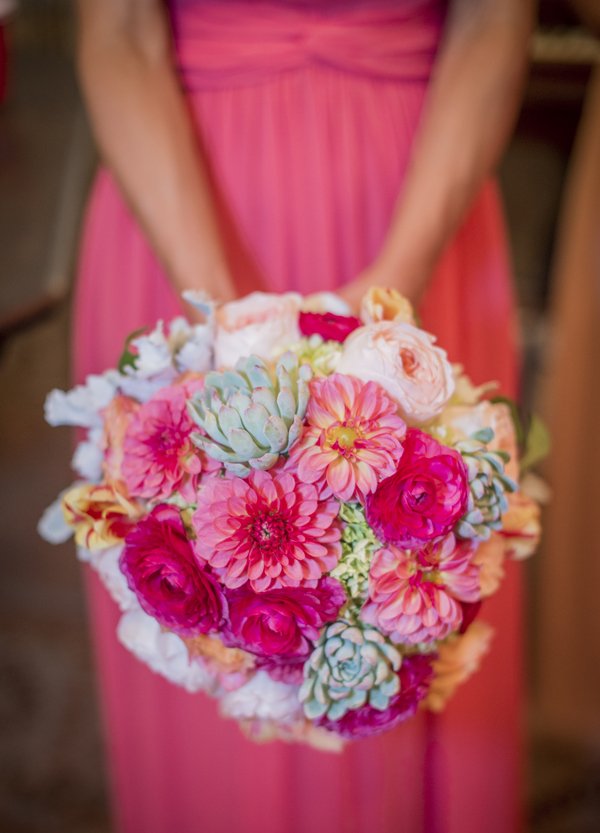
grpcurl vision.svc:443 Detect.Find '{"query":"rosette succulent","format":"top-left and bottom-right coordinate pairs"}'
top-left (188, 352), bottom-right (312, 475)
top-left (299, 619), bottom-right (402, 721)
top-left (455, 428), bottom-right (517, 541)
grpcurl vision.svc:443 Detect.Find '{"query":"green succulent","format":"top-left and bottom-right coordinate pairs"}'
top-left (300, 618), bottom-right (402, 721)
top-left (331, 503), bottom-right (381, 603)
top-left (455, 428), bottom-right (517, 540)
top-left (188, 352), bottom-right (312, 476)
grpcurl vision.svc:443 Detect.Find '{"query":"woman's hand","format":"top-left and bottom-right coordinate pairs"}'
top-left (76, 0), bottom-right (238, 302)
top-left (341, 0), bottom-right (534, 309)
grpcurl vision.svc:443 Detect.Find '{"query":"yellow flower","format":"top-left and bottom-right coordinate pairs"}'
top-left (185, 634), bottom-right (255, 675)
top-left (360, 287), bottom-right (416, 325)
top-left (61, 482), bottom-right (142, 550)
top-left (423, 622), bottom-right (494, 712)
top-left (473, 534), bottom-right (506, 598)
top-left (501, 492), bottom-right (542, 560)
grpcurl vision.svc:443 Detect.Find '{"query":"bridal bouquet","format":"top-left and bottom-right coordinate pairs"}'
top-left (40, 288), bottom-right (542, 749)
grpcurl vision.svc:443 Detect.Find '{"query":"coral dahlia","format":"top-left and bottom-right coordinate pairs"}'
top-left (361, 535), bottom-right (480, 645)
top-left (192, 468), bottom-right (342, 592)
top-left (290, 373), bottom-right (406, 502)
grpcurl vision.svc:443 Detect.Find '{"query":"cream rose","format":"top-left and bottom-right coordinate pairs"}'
top-left (215, 292), bottom-right (302, 368)
top-left (336, 321), bottom-right (455, 423)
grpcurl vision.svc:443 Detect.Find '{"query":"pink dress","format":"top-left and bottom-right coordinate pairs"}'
top-left (74, 2), bottom-right (521, 831)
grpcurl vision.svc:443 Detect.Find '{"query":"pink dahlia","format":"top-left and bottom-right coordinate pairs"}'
top-left (298, 311), bottom-right (362, 343)
top-left (365, 428), bottom-right (469, 547)
top-left (224, 577), bottom-right (345, 661)
top-left (361, 535), bottom-right (480, 645)
top-left (121, 504), bottom-right (226, 636)
top-left (192, 468), bottom-right (342, 592)
top-left (290, 374), bottom-right (406, 502)
top-left (316, 654), bottom-right (433, 739)
top-left (121, 381), bottom-right (215, 502)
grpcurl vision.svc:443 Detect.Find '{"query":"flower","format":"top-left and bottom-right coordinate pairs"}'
top-left (360, 535), bottom-right (480, 645)
top-left (300, 618), bottom-right (402, 721)
top-left (290, 373), bottom-right (406, 502)
top-left (298, 312), bottom-right (362, 343)
top-left (121, 504), bottom-right (226, 637)
top-left (215, 292), bottom-right (301, 368)
top-left (438, 400), bottom-right (519, 481)
top-left (331, 502), bottom-right (381, 601)
top-left (62, 482), bottom-right (142, 550)
top-left (117, 609), bottom-right (216, 694)
top-left (192, 468), bottom-right (342, 592)
top-left (102, 395), bottom-right (139, 483)
top-left (301, 292), bottom-right (352, 316)
top-left (423, 621), bottom-right (494, 712)
top-left (500, 492), bottom-right (541, 560)
top-left (44, 371), bottom-right (118, 428)
top-left (365, 428), bottom-right (469, 548)
top-left (122, 381), bottom-right (207, 502)
top-left (336, 321), bottom-right (455, 423)
top-left (219, 670), bottom-right (302, 725)
top-left (316, 654), bottom-right (433, 739)
top-left (360, 287), bottom-right (416, 326)
top-left (71, 427), bottom-right (104, 481)
top-left (472, 534), bottom-right (506, 597)
top-left (224, 578), bottom-right (345, 661)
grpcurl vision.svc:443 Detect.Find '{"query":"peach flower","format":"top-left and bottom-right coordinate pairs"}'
top-left (102, 395), bottom-right (140, 483)
top-left (360, 287), bottom-right (416, 326)
top-left (424, 621), bottom-right (494, 712)
top-left (440, 401), bottom-right (519, 480)
top-left (61, 482), bottom-right (142, 550)
top-left (473, 534), bottom-right (506, 598)
top-left (336, 322), bottom-right (454, 424)
top-left (215, 292), bottom-right (301, 368)
top-left (501, 492), bottom-right (542, 560)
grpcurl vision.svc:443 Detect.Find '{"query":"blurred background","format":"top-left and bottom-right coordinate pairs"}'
top-left (0, 1), bottom-right (599, 831)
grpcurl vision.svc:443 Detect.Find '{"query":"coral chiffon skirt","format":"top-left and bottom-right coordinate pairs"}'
top-left (74, 2), bottom-right (521, 831)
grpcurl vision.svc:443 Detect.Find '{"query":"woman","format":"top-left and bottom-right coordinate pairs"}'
top-left (74, 1), bottom-right (533, 831)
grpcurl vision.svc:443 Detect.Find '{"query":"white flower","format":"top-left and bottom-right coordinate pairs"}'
top-left (71, 427), bottom-right (104, 481)
top-left (117, 609), bottom-right (216, 694)
top-left (175, 324), bottom-right (213, 373)
top-left (37, 493), bottom-right (74, 544)
top-left (219, 670), bottom-right (302, 724)
top-left (215, 292), bottom-right (302, 368)
top-left (44, 372), bottom-right (118, 428)
top-left (77, 544), bottom-right (138, 611)
top-left (129, 321), bottom-right (173, 378)
top-left (302, 292), bottom-right (351, 316)
top-left (337, 321), bottom-right (455, 424)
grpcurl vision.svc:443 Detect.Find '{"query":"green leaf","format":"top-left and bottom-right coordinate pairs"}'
top-left (117, 327), bottom-right (148, 373)
top-left (520, 413), bottom-right (551, 471)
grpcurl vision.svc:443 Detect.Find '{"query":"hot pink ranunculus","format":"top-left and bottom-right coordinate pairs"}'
top-left (365, 428), bottom-right (469, 547)
top-left (192, 468), bottom-right (342, 592)
top-left (121, 504), bottom-right (226, 636)
top-left (121, 381), bottom-right (210, 502)
top-left (316, 654), bottom-right (433, 739)
top-left (224, 578), bottom-right (345, 662)
top-left (360, 535), bottom-right (480, 645)
top-left (298, 312), bottom-right (362, 343)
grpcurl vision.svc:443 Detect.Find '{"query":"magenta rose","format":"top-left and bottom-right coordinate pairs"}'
top-left (224, 578), bottom-right (345, 661)
top-left (317, 655), bottom-right (434, 739)
top-left (298, 311), bottom-right (362, 343)
top-left (121, 504), bottom-right (226, 636)
top-left (365, 428), bottom-right (469, 547)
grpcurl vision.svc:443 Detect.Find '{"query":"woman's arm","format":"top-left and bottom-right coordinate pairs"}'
top-left (341, 0), bottom-right (535, 307)
top-left (76, 0), bottom-right (236, 302)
